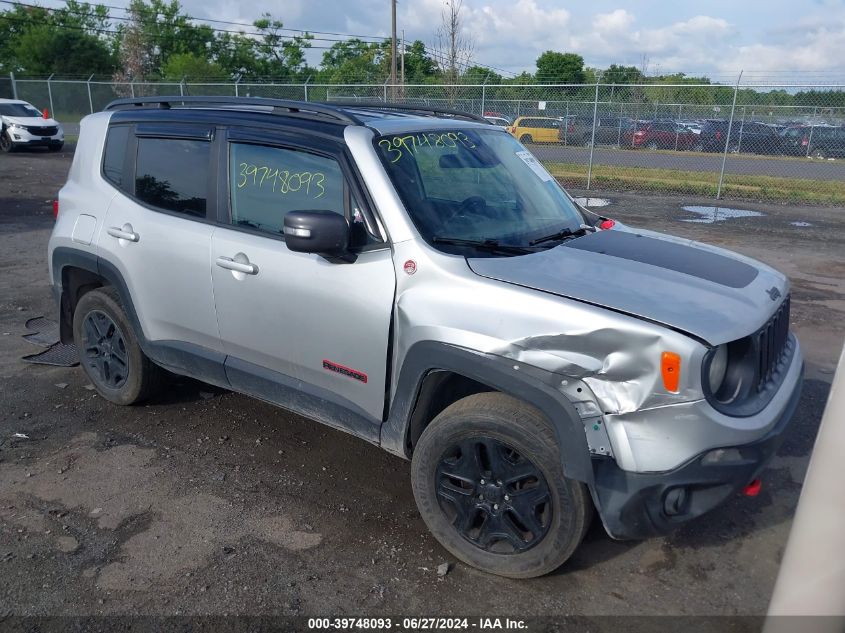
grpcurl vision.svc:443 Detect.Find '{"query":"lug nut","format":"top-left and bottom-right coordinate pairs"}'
top-left (504, 495), bottom-right (510, 501)
top-left (480, 479), bottom-right (485, 485)
top-left (493, 504), bottom-right (499, 510)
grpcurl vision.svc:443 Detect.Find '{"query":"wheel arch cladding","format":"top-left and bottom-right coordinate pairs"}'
top-left (52, 247), bottom-right (143, 347)
top-left (381, 341), bottom-right (595, 485)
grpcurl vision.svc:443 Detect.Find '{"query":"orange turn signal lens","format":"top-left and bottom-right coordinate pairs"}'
top-left (661, 352), bottom-right (681, 393)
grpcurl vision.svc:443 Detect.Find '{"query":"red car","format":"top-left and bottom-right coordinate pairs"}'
top-left (623, 121), bottom-right (698, 150)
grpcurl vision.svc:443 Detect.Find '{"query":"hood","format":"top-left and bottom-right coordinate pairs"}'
top-left (467, 227), bottom-right (789, 345)
top-left (2, 115), bottom-right (61, 127)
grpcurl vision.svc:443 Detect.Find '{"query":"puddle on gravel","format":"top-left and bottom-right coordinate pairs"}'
top-left (573, 197), bottom-right (611, 207)
top-left (680, 205), bottom-right (765, 224)
top-left (790, 221), bottom-right (814, 227)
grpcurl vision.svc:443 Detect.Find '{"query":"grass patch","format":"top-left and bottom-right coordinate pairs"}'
top-left (543, 161), bottom-right (845, 205)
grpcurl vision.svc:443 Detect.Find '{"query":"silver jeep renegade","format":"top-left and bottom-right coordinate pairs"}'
top-left (48, 97), bottom-right (803, 578)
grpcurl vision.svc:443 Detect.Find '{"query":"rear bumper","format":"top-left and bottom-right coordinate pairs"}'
top-left (592, 361), bottom-right (803, 540)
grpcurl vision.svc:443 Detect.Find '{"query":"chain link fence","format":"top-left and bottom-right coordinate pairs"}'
top-left (4, 75), bottom-right (844, 205)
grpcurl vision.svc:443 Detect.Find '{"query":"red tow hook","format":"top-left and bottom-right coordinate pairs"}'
top-left (743, 479), bottom-right (762, 497)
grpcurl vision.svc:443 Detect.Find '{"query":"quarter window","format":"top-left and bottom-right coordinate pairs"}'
top-left (103, 125), bottom-right (130, 188)
top-left (134, 137), bottom-right (209, 217)
top-left (229, 143), bottom-right (344, 235)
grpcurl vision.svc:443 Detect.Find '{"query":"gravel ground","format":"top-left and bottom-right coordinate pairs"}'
top-left (0, 144), bottom-right (843, 618)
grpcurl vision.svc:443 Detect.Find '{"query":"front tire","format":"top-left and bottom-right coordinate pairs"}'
top-left (72, 287), bottom-right (162, 405)
top-left (48, 143), bottom-right (64, 152)
top-left (0, 131), bottom-right (14, 153)
top-left (411, 393), bottom-right (591, 578)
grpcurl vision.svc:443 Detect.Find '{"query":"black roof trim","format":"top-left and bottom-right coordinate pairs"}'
top-left (104, 96), bottom-right (362, 125)
top-left (329, 100), bottom-right (491, 124)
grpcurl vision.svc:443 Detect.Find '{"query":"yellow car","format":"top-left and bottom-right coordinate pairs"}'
top-left (508, 116), bottom-right (563, 143)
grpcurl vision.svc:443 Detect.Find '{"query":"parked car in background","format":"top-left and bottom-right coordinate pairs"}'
top-left (780, 125), bottom-right (845, 159)
top-left (484, 116), bottom-right (511, 128)
top-left (0, 98), bottom-right (64, 152)
top-left (483, 111), bottom-right (511, 125)
top-left (695, 119), bottom-right (783, 155)
top-left (623, 120), bottom-right (698, 150)
top-left (560, 116), bottom-right (637, 147)
top-left (508, 116), bottom-right (564, 143)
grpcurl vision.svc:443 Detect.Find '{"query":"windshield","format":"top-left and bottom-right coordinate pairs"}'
top-left (0, 103), bottom-right (41, 117)
top-left (375, 128), bottom-right (584, 253)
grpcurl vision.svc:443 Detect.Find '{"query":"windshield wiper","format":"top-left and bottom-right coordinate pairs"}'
top-left (529, 225), bottom-right (590, 246)
top-left (432, 236), bottom-right (537, 255)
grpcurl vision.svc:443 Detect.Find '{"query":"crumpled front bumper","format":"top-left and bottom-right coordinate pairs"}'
top-left (591, 360), bottom-right (804, 540)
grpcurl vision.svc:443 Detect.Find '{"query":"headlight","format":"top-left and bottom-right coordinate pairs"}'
top-left (707, 344), bottom-right (728, 393)
top-left (9, 123), bottom-right (25, 131)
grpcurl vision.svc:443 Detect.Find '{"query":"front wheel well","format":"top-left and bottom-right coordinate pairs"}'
top-left (59, 266), bottom-right (108, 343)
top-left (406, 371), bottom-right (494, 454)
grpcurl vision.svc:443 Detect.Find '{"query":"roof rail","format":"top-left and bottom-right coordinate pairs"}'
top-left (328, 100), bottom-right (491, 124)
top-left (103, 96), bottom-right (361, 125)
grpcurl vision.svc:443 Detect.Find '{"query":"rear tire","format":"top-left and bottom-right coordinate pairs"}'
top-left (72, 287), bottom-right (162, 405)
top-left (411, 392), bottom-right (592, 578)
top-left (519, 134), bottom-right (533, 144)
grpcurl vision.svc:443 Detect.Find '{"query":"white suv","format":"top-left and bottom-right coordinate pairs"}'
top-left (0, 98), bottom-right (64, 152)
top-left (47, 96), bottom-right (803, 578)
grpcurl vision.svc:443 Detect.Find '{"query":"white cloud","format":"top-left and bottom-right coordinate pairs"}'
top-left (172, 0), bottom-right (845, 79)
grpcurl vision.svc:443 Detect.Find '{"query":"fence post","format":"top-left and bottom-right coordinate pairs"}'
top-left (564, 102), bottom-right (569, 144)
top-left (130, 82), bottom-right (135, 98)
top-left (674, 104), bottom-right (682, 150)
top-left (806, 106), bottom-right (818, 157)
top-left (716, 71), bottom-right (742, 199)
top-left (383, 78), bottom-right (388, 102)
top-left (86, 74), bottom-right (94, 113)
top-left (618, 101), bottom-right (623, 147)
top-left (737, 105), bottom-right (746, 153)
top-left (304, 75), bottom-right (311, 102)
top-left (481, 74), bottom-right (489, 116)
top-left (179, 77), bottom-right (185, 97)
top-left (586, 82), bottom-right (600, 190)
top-left (47, 73), bottom-right (55, 117)
top-left (234, 74), bottom-right (241, 97)
top-left (9, 72), bottom-right (17, 100)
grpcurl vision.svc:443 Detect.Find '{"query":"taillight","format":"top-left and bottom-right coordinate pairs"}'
top-left (53, 200), bottom-right (59, 218)
top-left (801, 136), bottom-right (808, 146)
top-left (568, 124), bottom-right (574, 133)
top-left (716, 130), bottom-right (721, 140)
top-left (634, 131), bottom-right (645, 137)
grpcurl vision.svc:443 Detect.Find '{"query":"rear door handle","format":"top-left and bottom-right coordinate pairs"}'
top-left (107, 225), bottom-right (139, 242)
top-left (216, 255), bottom-right (258, 275)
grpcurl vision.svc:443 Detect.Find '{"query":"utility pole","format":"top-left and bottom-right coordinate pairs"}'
top-left (400, 28), bottom-right (405, 99)
top-left (390, 0), bottom-right (398, 101)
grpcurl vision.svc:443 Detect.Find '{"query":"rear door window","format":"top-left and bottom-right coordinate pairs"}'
top-left (134, 137), bottom-right (210, 218)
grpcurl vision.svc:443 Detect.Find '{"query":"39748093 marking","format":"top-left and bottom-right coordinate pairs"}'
top-left (307, 618), bottom-right (393, 629)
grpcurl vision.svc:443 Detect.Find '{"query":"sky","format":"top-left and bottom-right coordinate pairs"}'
top-left (184, 0), bottom-right (845, 82)
top-left (52, 0), bottom-right (845, 82)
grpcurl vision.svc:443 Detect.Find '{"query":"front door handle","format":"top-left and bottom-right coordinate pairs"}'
top-left (216, 255), bottom-right (258, 275)
top-left (107, 224), bottom-right (139, 242)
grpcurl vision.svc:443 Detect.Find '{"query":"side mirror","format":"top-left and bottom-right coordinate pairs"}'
top-left (283, 210), bottom-right (353, 261)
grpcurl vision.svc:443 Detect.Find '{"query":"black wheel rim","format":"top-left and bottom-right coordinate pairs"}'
top-left (435, 437), bottom-right (552, 554)
top-left (81, 310), bottom-right (129, 389)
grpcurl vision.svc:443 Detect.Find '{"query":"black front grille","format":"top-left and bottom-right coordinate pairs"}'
top-left (756, 296), bottom-right (790, 391)
top-left (26, 125), bottom-right (58, 136)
